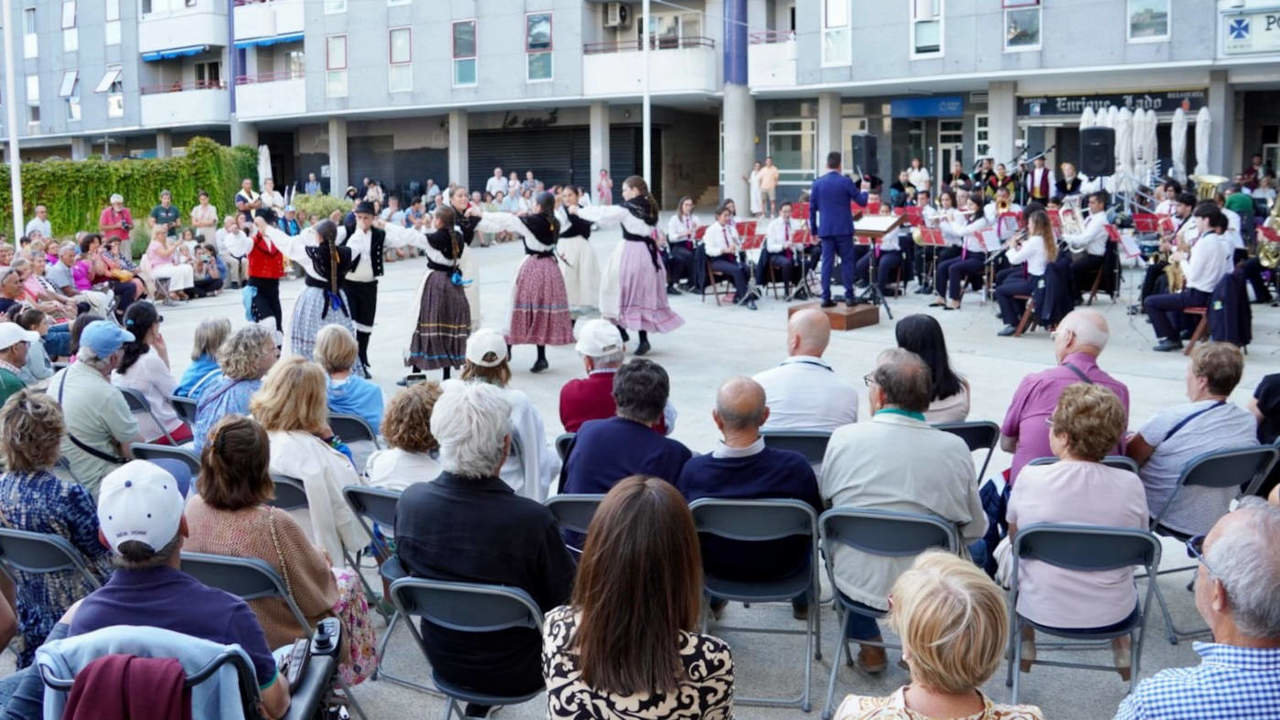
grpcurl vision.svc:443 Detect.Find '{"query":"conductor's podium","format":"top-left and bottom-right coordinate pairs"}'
top-left (788, 301), bottom-right (879, 331)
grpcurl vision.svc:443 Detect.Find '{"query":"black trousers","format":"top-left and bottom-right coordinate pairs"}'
top-left (1144, 288), bottom-right (1211, 340)
top-left (109, 281), bottom-right (137, 314)
top-left (710, 256), bottom-right (750, 302)
top-left (1071, 253), bottom-right (1105, 296)
top-left (248, 277), bottom-right (282, 333)
top-left (854, 250), bottom-right (902, 296)
top-left (191, 276), bottom-right (224, 298)
top-left (1140, 260), bottom-right (1169, 302)
top-left (995, 274), bottom-right (1040, 327)
top-left (342, 279), bottom-right (379, 367)
top-left (665, 242), bottom-right (694, 287)
top-left (1243, 257), bottom-right (1273, 302)
top-left (936, 252), bottom-right (987, 301)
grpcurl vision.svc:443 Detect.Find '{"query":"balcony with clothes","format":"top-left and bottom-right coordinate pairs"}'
top-left (138, 0), bottom-right (227, 55)
top-left (582, 7), bottom-right (719, 99)
top-left (233, 0), bottom-right (304, 47)
top-left (748, 30), bottom-right (796, 88)
top-left (139, 54), bottom-right (229, 127)
top-left (234, 41), bottom-right (305, 121)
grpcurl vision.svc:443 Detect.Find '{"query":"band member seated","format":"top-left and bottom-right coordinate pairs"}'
top-left (932, 195), bottom-right (991, 310)
top-left (664, 196), bottom-right (699, 294)
top-left (1063, 192), bottom-right (1111, 298)
top-left (703, 203), bottom-right (758, 310)
top-left (1140, 192), bottom-right (1198, 302)
top-left (1143, 204), bottom-right (1231, 352)
top-left (854, 203), bottom-right (905, 298)
top-left (995, 210), bottom-right (1056, 336)
top-left (759, 202), bottom-right (815, 298)
top-left (987, 188), bottom-right (1023, 286)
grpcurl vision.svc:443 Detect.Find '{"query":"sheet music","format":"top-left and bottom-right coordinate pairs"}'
top-left (979, 228), bottom-right (1002, 253)
top-left (1118, 232), bottom-right (1141, 259)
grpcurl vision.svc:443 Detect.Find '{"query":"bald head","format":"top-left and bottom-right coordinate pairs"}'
top-left (715, 376), bottom-right (768, 432)
top-left (788, 308), bottom-right (832, 357)
top-left (1055, 308), bottom-right (1109, 361)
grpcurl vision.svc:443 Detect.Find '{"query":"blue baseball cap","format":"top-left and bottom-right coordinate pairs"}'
top-left (80, 320), bottom-right (134, 357)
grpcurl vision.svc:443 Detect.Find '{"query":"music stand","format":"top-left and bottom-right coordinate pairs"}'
top-left (784, 227), bottom-right (817, 302)
top-left (915, 227), bottom-right (946, 295)
top-left (854, 214), bottom-right (906, 320)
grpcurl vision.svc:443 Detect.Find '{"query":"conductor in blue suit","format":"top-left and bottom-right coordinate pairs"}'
top-left (808, 151), bottom-right (870, 307)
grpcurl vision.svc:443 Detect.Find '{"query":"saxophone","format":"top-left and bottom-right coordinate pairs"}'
top-left (1163, 222), bottom-right (1191, 293)
top-left (1261, 201), bottom-right (1280, 268)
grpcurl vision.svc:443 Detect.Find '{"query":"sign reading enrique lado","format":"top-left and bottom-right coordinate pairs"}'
top-left (1223, 10), bottom-right (1280, 55)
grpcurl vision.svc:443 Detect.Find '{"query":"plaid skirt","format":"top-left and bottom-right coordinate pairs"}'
top-left (290, 286), bottom-right (366, 376)
top-left (408, 270), bottom-right (471, 371)
top-left (506, 255), bottom-right (574, 346)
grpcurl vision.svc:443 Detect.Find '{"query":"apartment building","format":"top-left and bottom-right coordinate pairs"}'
top-left (2, 0), bottom-right (1278, 209)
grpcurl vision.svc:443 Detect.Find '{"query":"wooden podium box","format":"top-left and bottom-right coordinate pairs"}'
top-left (788, 301), bottom-right (879, 331)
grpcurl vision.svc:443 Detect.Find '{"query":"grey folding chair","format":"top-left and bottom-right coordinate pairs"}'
top-left (269, 473), bottom-right (309, 512)
top-left (544, 493), bottom-right (606, 555)
top-left (1027, 455), bottom-right (1141, 475)
top-left (934, 420), bottom-right (1001, 481)
top-left (1148, 444), bottom-right (1278, 644)
top-left (761, 430), bottom-right (831, 470)
top-left (553, 433), bottom-right (575, 462)
top-left (119, 387), bottom-right (178, 445)
top-left (690, 498), bottom-right (821, 712)
top-left (131, 442), bottom-right (200, 476)
top-left (388, 576), bottom-right (545, 718)
top-left (0, 527), bottom-right (103, 592)
top-left (180, 552), bottom-right (369, 720)
top-left (1005, 523), bottom-right (1161, 704)
top-left (818, 508), bottom-right (960, 720)
top-left (169, 394), bottom-right (198, 425)
top-left (329, 414), bottom-right (382, 449)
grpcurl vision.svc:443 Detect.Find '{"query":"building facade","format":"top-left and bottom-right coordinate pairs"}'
top-left (2, 0), bottom-right (1277, 208)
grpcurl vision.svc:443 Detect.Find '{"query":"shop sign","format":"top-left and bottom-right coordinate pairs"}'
top-left (889, 96), bottom-right (965, 118)
top-left (1018, 90), bottom-right (1206, 117)
top-left (1223, 10), bottom-right (1280, 55)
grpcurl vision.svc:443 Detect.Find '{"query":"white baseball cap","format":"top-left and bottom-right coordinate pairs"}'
top-left (574, 319), bottom-right (624, 357)
top-left (97, 461), bottom-right (186, 554)
top-left (0, 323), bottom-right (38, 351)
top-left (465, 328), bottom-right (508, 368)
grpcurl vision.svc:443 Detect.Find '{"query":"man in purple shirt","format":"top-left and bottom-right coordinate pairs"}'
top-left (1001, 309), bottom-right (1130, 486)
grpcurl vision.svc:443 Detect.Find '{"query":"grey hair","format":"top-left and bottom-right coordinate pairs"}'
top-left (59, 241), bottom-right (77, 255)
top-left (430, 382), bottom-right (512, 478)
top-left (1205, 499), bottom-right (1280, 639)
top-left (76, 345), bottom-right (116, 372)
top-left (1059, 309), bottom-right (1109, 350)
top-left (588, 349), bottom-right (625, 368)
top-left (873, 348), bottom-right (932, 413)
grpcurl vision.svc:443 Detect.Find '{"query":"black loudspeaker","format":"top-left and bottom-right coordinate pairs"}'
top-left (1079, 127), bottom-right (1116, 177)
top-left (850, 133), bottom-right (878, 175)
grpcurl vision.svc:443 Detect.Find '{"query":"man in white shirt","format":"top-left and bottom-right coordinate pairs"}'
top-left (484, 167), bottom-right (507, 198)
top-left (24, 205), bottom-right (51, 240)
top-left (906, 158), bottom-right (930, 192)
top-left (1063, 191), bottom-right (1110, 298)
top-left (704, 204), bottom-right (756, 309)
top-left (213, 215), bottom-right (245, 287)
top-left (259, 178), bottom-right (285, 214)
top-left (1143, 204), bottom-right (1231, 352)
top-left (758, 202), bottom-right (816, 299)
top-left (754, 308), bottom-right (858, 432)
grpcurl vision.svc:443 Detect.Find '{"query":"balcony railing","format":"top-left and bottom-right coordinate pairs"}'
top-left (139, 79), bottom-right (227, 95)
top-left (235, 70), bottom-right (304, 85)
top-left (750, 30), bottom-right (795, 44)
top-left (583, 35), bottom-right (715, 55)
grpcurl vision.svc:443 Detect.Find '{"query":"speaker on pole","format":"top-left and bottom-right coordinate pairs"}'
top-left (850, 133), bottom-right (878, 175)
top-left (1079, 127), bottom-right (1115, 177)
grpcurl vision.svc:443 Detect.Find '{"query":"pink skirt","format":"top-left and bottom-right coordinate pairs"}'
top-left (613, 240), bottom-right (684, 333)
top-left (506, 256), bottom-right (574, 346)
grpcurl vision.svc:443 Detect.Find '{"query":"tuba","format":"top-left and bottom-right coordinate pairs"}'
top-left (1192, 174), bottom-right (1229, 200)
top-left (1058, 197), bottom-right (1085, 238)
top-left (1262, 200), bottom-right (1280, 268)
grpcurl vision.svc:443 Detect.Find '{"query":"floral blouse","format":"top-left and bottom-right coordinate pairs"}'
top-left (836, 687), bottom-right (1044, 720)
top-left (0, 470), bottom-right (112, 667)
top-left (542, 605), bottom-right (734, 719)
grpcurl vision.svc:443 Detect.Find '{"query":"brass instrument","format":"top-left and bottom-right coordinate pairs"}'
top-left (997, 197), bottom-right (1011, 213)
top-left (1154, 216), bottom-right (1192, 292)
top-left (1058, 198), bottom-right (1085, 238)
top-left (1192, 174), bottom-right (1229, 200)
top-left (1262, 200), bottom-right (1280, 268)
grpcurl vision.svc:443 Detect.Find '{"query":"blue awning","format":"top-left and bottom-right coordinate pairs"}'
top-left (234, 32), bottom-right (304, 50)
top-left (141, 45), bottom-right (210, 62)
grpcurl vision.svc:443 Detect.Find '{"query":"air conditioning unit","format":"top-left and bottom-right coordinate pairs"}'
top-left (605, 2), bottom-right (631, 28)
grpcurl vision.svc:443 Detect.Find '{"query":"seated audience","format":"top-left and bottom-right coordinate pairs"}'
top-left (145, 227), bottom-right (194, 302)
top-left (396, 381), bottom-right (575, 719)
top-left (819, 348), bottom-right (986, 673)
top-left (0, 324), bottom-right (33, 406)
top-left (1006, 384), bottom-right (1148, 679)
top-left (677, 376), bottom-right (821, 619)
top-left (49, 321), bottom-right (139, 495)
top-left (834, 552), bottom-right (1043, 720)
top-left (1126, 342), bottom-right (1257, 538)
top-left (185, 415), bottom-right (373, 684)
top-left (560, 319), bottom-right (672, 435)
top-left (250, 356), bottom-right (370, 563)
top-left (561, 358), bottom-right (692, 494)
top-left (365, 381), bottom-right (443, 491)
top-left (543, 476), bottom-right (734, 720)
top-left (193, 324), bottom-right (277, 453)
top-left (753, 308), bottom-right (858, 432)
top-left (0, 390), bottom-right (110, 667)
top-left (315, 325), bottom-right (384, 434)
top-left (1001, 309), bottom-right (1128, 487)
top-left (174, 317), bottom-right (230, 398)
top-left (895, 314), bottom-right (969, 423)
top-left (703, 203), bottom-right (757, 309)
top-left (111, 301), bottom-right (192, 445)
top-left (1115, 500), bottom-right (1280, 719)
top-left (13, 309), bottom-right (55, 386)
top-left (454, 328), bottom-right (558, 502)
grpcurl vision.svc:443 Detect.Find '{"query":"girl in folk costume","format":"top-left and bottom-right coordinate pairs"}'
top-left (474, 191), bottom-right (574, 374)
top-left (225, 209), bottom-right (286, 338)
top-left (406, 206), bottom-right (471, 379)
top-left (554, 186), bottom-right (601, 319)
top-left (572, 175), bottom-right (684, 356)
top-left (445, 186), bottom-right (483, 329)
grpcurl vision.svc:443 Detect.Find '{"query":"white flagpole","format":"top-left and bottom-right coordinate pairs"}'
top-left (2, 0), bottom-right (23, 241)
top-left (642, 0), bottom-right (651, 188)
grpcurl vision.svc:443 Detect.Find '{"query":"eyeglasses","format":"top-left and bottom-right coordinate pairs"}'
top-left (1185, 534), bottom-right (1213, 575)
top-left (863, 373), bottom-right (877, 387)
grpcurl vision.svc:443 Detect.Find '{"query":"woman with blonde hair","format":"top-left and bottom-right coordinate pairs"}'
top-left (835, 551), bottom-right (1043, 720)
top-left (175, 317), bottom-right (231, 398)
top-left (315, 324), bottom-right (384, 435)
top-left (365, 381), bottom-right (443, 490)
top-left (995, 209), bottom-right (1057, 336)
top-left (251, 356), bottom-right (369, 563)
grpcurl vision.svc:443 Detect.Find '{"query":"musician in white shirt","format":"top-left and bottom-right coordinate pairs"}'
top-left (1062, 192), bottom-right (1110, 299)
top-left (703, 203), bottom-right (757, 309)
top-left (758, 201), bottom-right (815, 298)
top-left (1153, 181), bottom-right (1180, 217)
top-left (995, 210), bottom-right (1057, 336)
top-left (932, 195), bottom-right (992, 310)
top-left (853, 203), bottom-right (906, 298)
top-left (1144, 205), bottom-right (1231, 352)
top-left (664, 196), bottom-right (699, 292)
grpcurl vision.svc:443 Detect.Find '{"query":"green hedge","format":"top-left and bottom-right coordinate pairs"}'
top-left (0, 137), bottom-right (257, 241)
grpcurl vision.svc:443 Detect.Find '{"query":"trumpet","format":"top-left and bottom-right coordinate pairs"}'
top-left (997, 197), bottom-right (1011, 213)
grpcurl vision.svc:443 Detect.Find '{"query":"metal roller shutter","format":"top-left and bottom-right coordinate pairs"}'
top-left (468, 127), bottom-right (590, 193)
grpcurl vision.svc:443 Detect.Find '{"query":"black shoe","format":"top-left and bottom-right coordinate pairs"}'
top-left (820, 299), bottom-right (837, 308)
top-left (1153, 339), bottom-right (1184, 352)
top-left (792, 604), bottom-right (810, 621)
top-left (914, 285), bottom-right (933, 295)
top-left (997, 324), bottom-right (1016, 337)
top-left (635, 338), bottom-right (651, 356)
top-left (361, 367), bottom-right (372, 379)
top-left (745, 298), bottom-right (758, 310)
top-left (530, 358), bottom-right (549, 373)
top-left (666, 285), bottom-right (682, 295)
top-left (1179, 329), bottom-right (1193, 341)
top-left (397, 373), bottom-right (425, 387)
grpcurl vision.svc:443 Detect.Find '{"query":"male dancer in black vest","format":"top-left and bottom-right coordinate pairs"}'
top-left (342, 201), bottom-right (389, 376)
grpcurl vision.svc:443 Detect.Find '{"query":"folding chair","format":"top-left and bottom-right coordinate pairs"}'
top-left (131, 442), bottom-right (200, 479)
top-left (341, 485), bottom-right (401, 609)
top-left (0, 527), bottom-right (103, 592)
top-left (1180, 307), bottom-right (1209, 356)
top-left (544, 493), bottom-right (605, 556)
top-left (388, 576), bottom-right (544, 718)
top-left (819, 508), bottom-right (960, 720)
top-left (169, 394), bottom-right (198, 425)
top-left (553, 432), bottom-right (575, 462)
top-left (690, 498), bottom-right (820, 711)
top-left (119, 387), bottom-right (178, 445)
top-left (180, 552), bottom-right (369, 720)
top-left (329, 414), bottom-right (382, 449)
top-left (760, 430), bottom-right (831, 471)
top-left (1005, 523), bottom-right (1161, 704)
top-left (1027, 455), bottom-right (1140, 475)
top-left (934, 420), bottom-right (1000, 482)
top-left (698, 245), bottom-right (736, 305)
top-left (269, 473), bottom-right (309, 512)
top-left (1148, 444), bottom-right (1278, 644)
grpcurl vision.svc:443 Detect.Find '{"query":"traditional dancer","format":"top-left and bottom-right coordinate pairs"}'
top-left (474, 191), bottom-right (574, 373)
top-left (554, 186), bottom-right (601, 319)
top-left (573, 175), bottom-right (684, 356)
top-left (445, 187), bottom-right (483, 329)
top-left (406, 205), bottom-right (471, 380)
top-left (225, 209), bottom-right (285, 339)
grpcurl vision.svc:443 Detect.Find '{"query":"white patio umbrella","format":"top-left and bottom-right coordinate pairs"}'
top-left (1195, 106), bottom-right (1212, 176)
top-left (1171, 108), bottom-right (1188, 183)
top-left (257, 144), bottom-right (273, 190)
top-left (1080, 105), bottom-right (1096, 131)
top-left (1130, 109), bottom-right (1146, 180)
top-left (1143, 109), bottom-right (1159, 184)
top-left (1107, 105), bottom-right (1119, 129)
top-left (1115, 107), bottom-right (1134, 196)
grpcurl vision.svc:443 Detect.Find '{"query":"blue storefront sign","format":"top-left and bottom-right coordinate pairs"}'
top-left (890, 96), bottom-right (965, 118)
